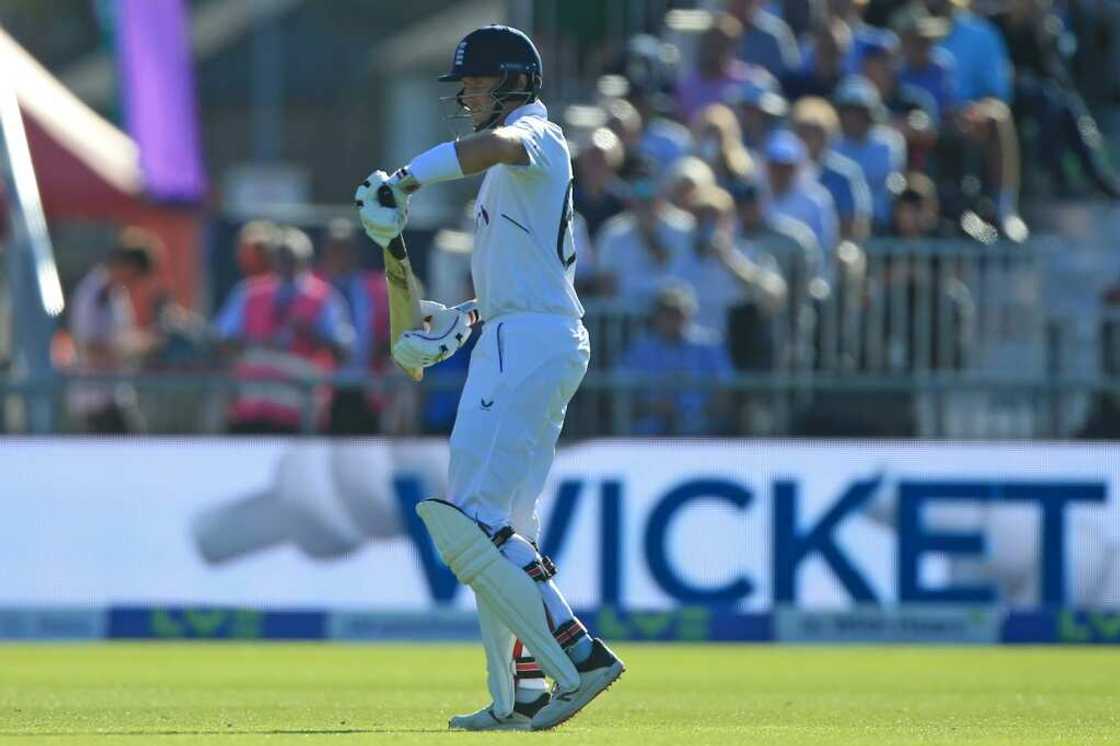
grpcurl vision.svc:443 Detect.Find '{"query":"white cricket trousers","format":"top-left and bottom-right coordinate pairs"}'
top-left (447, 312), bottom-right (590, 541)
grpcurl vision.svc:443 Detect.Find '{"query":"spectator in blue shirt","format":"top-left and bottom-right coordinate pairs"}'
top-left (728, 74), bottom-right (787, 154)
top-left (822, 0), bottom-right (901, 75)
top-left (792, 97), bottom-right (873, 242)
top-left (616, 283), bottom-right (735, 436)
top-left (893, 4), bottom-right (959, 123)
top-left (763, 129), bottom-right (840, 260)
top-left (783, 17), bottom-right (850, 102)
top-left (832, 75), bottom-right (906, 230)
top-left (926, 0), bottom-right (1011, 103)
top-left (860, 37), bottom-right (941, 175)
top-left (726, 0), bottom-right (803, 80)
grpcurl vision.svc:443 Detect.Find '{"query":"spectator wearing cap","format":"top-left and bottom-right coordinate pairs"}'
top-left (731, 177), bottom-right (822, 369)
top-left (675, 13), bottom-right (771, 124)
top-left (215, 226), bottom-right (353, 434)
top-left (893, 3), bottom-right (959, 124)
top-left (730, 73), bottom-right (788, 153)
top-left (690, 103), bottom-right (756, 189)
top-left (615, 283), bottom-right (735, 436)
top-left (792, 97), bottom-right (873, 242)
top-left (783, 17), bottom-right (851, 101)
top-left (860, 34), bottom-right (941, 159)
top-left (673, 184), bottom-right (786, 339)
top-left (317, 220), bottom-right (390, 435)
top-left (725, 0), bottom-right (803, 80)
top-left (595, 160), bottom-right (695, 310)
top-left (235, 220), bottom-right (276, 279)
top-left (832, 75), bottom-right (906, 230)
top-left (661, 156), bottom-right (718, 214)
top-left (573, 127), bottom-right (629, 240)
top-left (67, 228), bottom-right (160, 433)
top-left (762, 129), bottom-right (839, 264)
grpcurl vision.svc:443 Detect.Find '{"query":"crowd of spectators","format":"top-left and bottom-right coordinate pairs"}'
top-left (61, 0), bottom-right (1119, 438)
top-left (555, 0), bottom-right (1119, 434)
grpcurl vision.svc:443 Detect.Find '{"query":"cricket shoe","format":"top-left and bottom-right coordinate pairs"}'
top-left (530, 638), bottom-right (625, 731)
top-left (447, 692), bottom-right (550, 731)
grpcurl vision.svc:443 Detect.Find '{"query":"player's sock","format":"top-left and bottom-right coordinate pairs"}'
top-left (513, 641), bottom-right (549, 704)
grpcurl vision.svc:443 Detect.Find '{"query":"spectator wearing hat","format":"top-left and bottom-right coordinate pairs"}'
top-left (730, 73), bottom-right (788, 153)
top-left (725, 0), bottom-right (803, 80)
top-left (763, 129), bottom-right (839, 263)
top-left (783, 16), bottom-right (851, 101)
top-left (595, 159), bottom-right (696, 310)
top-left (661, 156), bottom-right (719, 214)
top-left (573, 127), bottom-right (629, 240)
top-left (690, 103), bottom-right (757, 189)
top-left (235, 220), bottom-right (276, 279)
top-left (860, 35), bottom-right (940, 166)
top-left (674, 184), bottom-right (786, 340)
top-left (676, 13), bottom-right (771, 124)
top-left (893, 3), bottom-right (959, 124)
top-left (615, 283), bottom-right (735, 436)
top-left (792, 96), bottom-right (873, 242)
top-left (832, 75), bottom-right (907, 230)
top-left (731, 177), bottom-right (822, 370)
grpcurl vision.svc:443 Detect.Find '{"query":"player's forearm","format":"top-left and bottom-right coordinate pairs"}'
top-left (404, 130), bottom-right (527, 189)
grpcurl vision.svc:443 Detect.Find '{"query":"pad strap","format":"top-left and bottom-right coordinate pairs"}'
top-left (522, 557), bottom-right (556, 582)
top-left (553, 619), bottom-right (589, 649)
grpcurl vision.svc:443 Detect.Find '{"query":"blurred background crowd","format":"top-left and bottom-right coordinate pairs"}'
top-left (2, 0), bottom-right (1119, 440)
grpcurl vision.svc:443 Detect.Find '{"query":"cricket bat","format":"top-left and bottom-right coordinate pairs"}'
top-left (376, 185), bottom-right (425, 382)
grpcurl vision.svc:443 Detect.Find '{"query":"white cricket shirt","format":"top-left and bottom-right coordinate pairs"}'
top-left (471, 101), bottom-right (584, 321)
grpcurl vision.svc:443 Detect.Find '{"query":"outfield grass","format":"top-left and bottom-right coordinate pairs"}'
top-left (0, 644), bottom-right (1117, 745)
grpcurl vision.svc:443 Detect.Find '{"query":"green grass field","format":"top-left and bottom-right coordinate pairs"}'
top-left (1, 644), bottom-right (1117, 745)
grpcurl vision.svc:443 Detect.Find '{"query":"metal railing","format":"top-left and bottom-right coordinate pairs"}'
top-left (0, 367), bottom-right (1115, 439)
top-left (1, 236), bottom-right (1111, 440)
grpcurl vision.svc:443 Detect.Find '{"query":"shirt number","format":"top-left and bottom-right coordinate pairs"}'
top-left (556, 178), bottom-right (576, 269)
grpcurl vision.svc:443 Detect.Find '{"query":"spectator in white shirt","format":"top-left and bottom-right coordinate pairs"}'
top-left (67, 228), bottom-right (159, 433)
top-left (595, 159), bottom-right (696, 310)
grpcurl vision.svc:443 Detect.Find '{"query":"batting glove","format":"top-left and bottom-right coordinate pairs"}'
top-left (354, 169), bottom-right (407, 248)
top-left (392, 300), bottom-right (479, 370)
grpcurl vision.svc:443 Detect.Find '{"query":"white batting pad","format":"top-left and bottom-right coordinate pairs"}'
top-left (477, 597), bottom-right (516, 717)
top-left (415, 499), bottom-right (579, 689)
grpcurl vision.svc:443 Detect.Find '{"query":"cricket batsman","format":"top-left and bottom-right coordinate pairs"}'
top-left (353, 25), bottom-right (624, 731)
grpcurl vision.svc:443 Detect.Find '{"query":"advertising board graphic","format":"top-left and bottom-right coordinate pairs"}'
top-left (1, 438), bottom-right (1117, 612)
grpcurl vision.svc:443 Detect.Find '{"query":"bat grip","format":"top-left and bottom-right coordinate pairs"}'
top-left (376, 184), bottom-right (397, 208)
